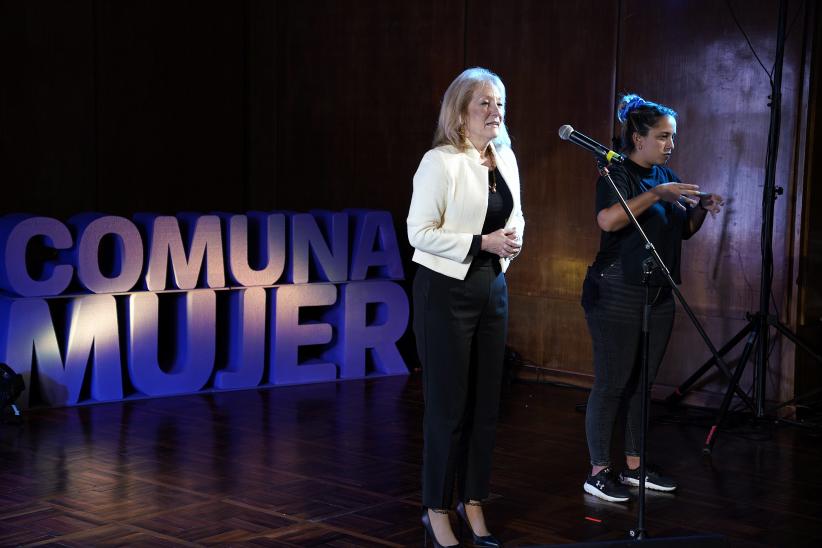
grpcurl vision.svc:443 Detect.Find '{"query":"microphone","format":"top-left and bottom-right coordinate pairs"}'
top-left (558, 125), bottom-right (624, 165)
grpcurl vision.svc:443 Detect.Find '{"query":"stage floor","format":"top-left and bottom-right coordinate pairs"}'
top-left (1, 374), bottom-right (820, 547)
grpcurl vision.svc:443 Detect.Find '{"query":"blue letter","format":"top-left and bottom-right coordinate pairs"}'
top-left (225, 212), bottom-right (286, 287)
top-left (0, 215), bottom-right (73, 297)
top-left (127, 290), bottom-right (216, 396)
top-left (214, 287), bottom-right (267, 390)
top-left (0, 295), bottom-right (123, 406)
top-left (269, 284), bottom-right (337, 384)
top-left (330, 280), bottom-right (409, 378)
top-left (348, 210), bottom-right (404, 281)
top-left (290, 211), bottom-right (348, 283)
top-left (138, 213), bottom-right (225, 291)
top-left (72, 214), bottom-right (144, 294)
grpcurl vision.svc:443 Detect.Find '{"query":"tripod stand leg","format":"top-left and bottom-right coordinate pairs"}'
top-left (771, 319), bottom-right (822, 363)
top-left (704, 328), bottom-right (759, 454)
top-left (765, 319), bottom-right (822, 414)
top-left (666, 321), bottom-right (755, 405)
top-left (775, 385), bottom-right (822, 413)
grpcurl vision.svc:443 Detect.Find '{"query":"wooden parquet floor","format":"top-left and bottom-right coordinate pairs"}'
top-left (1, 374), bottom-right (820, 547)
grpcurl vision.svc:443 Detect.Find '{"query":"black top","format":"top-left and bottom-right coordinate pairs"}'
top-left (468, 168), bottom-right (514, 261)
top-left (592, 158), bottom-right (694, 285)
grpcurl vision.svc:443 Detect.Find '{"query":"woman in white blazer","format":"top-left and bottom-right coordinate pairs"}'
top-left (409, 67), bottom-right (524, 548)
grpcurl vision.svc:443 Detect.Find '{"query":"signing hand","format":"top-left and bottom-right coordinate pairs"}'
top-left (652, 182), bottom-right (702, 211)
top-left (698, 193), bottom-right (725, 217)
top-left (482, 228), bottom-right (520, 258)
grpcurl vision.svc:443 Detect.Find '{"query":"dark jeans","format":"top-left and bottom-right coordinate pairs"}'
top-left (413, 260), bottom-right (508, 508)
top-left (581, 262), bottom-right (674, 467)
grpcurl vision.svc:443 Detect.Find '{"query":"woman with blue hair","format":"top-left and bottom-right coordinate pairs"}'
top-left (580, 94), bottom-right (724, 502)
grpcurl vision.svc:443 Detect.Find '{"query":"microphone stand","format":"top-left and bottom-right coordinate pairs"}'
top-left (594, 158), bottom-right (738, 540)
top-left (633, 256), bottom-right (656, 541)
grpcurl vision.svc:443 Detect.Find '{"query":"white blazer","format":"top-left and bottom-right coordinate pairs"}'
top-left (407, 142), bottom-right (525, 280)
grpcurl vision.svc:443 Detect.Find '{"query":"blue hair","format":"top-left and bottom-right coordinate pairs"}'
top-left (616, 93), bottom-right (677, 153)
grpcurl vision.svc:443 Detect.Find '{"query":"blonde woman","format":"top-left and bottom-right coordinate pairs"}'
top-left (408, 67), bottom-right (524, 548)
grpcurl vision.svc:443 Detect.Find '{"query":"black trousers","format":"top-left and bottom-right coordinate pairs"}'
top-left (413, 260), bottom-right (508, 509)
top-left (581, 261), bottom-right (675, 466)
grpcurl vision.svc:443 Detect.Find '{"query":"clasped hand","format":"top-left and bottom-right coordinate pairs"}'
top-left (481, 228), bottom-right (520, 258)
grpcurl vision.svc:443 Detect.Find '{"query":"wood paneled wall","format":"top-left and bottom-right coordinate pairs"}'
top-left (797, 3), bottom-right (822, 402)
top-left (466, 0), bottom-right (621, 379)
top-left (0, 0), bottom-right (816, 403)
top-left (612, 0), bottom-right (811, 402)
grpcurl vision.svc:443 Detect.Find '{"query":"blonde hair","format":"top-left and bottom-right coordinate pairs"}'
top-left (433, 67), bottom-right (511, 150)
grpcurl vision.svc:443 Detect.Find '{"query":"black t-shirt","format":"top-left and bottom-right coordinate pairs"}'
top-left (469, 168), bottom-right (514, 262)
top-left (481, 168), bottom-right (513, 233)
top-left (592, 159), bottom-right (692, 285)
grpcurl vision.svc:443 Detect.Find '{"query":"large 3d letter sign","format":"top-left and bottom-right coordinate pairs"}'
top-left (0, 210), bottom-right (408, 407)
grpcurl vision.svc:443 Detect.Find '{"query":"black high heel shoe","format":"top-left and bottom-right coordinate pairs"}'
top-left (455, 501), bottom-right (502, 548)
top-left (421, 508), bottom-right (460, 548)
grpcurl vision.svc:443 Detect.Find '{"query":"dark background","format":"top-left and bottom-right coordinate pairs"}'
top-left (1, 0), bottom-right (820, 407)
